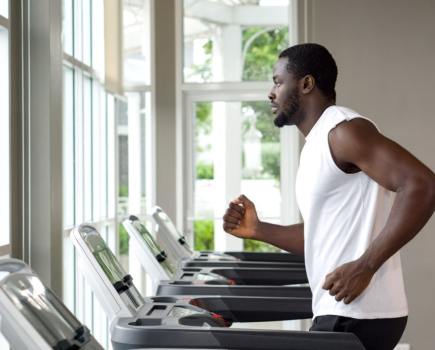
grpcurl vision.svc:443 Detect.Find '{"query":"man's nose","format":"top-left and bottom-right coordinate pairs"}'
top-left (268, 91), bottom-right (276, 102)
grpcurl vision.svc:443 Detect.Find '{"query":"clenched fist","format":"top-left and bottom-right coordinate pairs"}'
top-left (322, 259), bottom-right (375, 304)
top-left (222, 195), bottom-right (260, 240)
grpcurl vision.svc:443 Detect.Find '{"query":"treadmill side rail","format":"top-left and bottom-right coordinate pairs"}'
top-left (224, 251), bottom-right (304, 263)
top-left (181, 260), bottom-right (304, 269)
top-left (157, 283), bottom-right (312, 298)
top-left (111, 323), bottom-right (365, 350)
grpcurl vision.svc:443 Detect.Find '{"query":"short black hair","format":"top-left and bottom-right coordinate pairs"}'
top-left (279, 43), bottom-right (338, 100)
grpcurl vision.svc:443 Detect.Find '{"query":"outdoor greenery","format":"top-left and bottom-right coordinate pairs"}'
top-left (244, 239), bottom-right (281, 252)
top-left (194, 220), bottom-right (214, 250)
top-left (196, 161), bottom-right (214, 179)
top-left (242, 27), bottom-right (288, 81)
top-left (119, 223), bottom-right (130, 256)
top-left (242, 101), bottom-right (281, 180)
top-left (260, 142), bottom-right (280, 179)
top-left (195, 101), bottom-right (214, 179)
top-left (195, 101), bottom-right (213, 136)
top-left (119, 185), bottom-right (128, 197)
top-left (187, 39), bottom-right (213, 82)
top-left (192, 26), bottom-right (288, 252)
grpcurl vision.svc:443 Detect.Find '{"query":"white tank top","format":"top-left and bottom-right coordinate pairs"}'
top-left (296, 105), bottom-right (408, 319)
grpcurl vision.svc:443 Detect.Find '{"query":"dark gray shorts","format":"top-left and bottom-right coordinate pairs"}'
top-left (310, 315), bottom-right (408, 350)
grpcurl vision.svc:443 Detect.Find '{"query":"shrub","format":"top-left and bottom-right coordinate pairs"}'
top-left (244, 239), bottom-right (280, 252)
top-left (119, 223), bottom-right (130, 256)
top-left (261, 142), bottom-right (280, 179)
top-left (196, 161), bottom-right (214, 179)
top-left (194, 219), bottom-right (214, 251)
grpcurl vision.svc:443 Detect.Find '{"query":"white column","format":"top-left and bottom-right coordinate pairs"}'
top-left (213, 102), bottom-right (243, 251)
top-left (128, 93), bottom-right (142, 215)
top-left (212, 24), bottom-right (243, 251)
top-left (280, 126), bottom-right (300, 225)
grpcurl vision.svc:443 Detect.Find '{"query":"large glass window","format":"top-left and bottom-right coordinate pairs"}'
top-left (193, 100), bottom-right (281, 252)
top-left (62, 0), bottom-right (152, 346)
top-left (183, 0), bottom-right (297, 251)
top-left (0, 0), bottom-right (8, 18)
top-left (62, 0), bottom-right (73, 55)
top-left (0, 25), bottom-right (9, 251)
top-left (0, 13), bottom-right (10, 349)
top-left (119, 0), bottom-right (153, 276)
top-left (123, 0), bottom-right (151, 87)
top-left (62, 1), bottom-right (117, 348)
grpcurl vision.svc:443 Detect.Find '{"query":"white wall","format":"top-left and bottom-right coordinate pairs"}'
top-left (306, 0), bottom-right (435, 348)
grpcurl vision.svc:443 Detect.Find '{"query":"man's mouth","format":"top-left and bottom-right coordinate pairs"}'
top-left (270, 104), bottom-right (279, 114)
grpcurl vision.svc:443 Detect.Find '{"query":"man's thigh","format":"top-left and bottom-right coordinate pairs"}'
top-left (310, 315), bottom-right (407, 350)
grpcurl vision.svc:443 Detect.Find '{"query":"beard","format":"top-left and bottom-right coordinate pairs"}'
top-left (273, 89), bottom-right (302, 128)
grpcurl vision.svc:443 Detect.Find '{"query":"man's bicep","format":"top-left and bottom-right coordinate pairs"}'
top-left (331, 119), bottom-right (430, 192)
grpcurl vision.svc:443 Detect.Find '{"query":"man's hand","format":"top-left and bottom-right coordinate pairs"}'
top-left (222, 195), bottom-right (260, 240)
top-left (322, 259), bottom-right (375, 304)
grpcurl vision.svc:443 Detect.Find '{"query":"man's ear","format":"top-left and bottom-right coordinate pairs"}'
top-left (301, 75), bottom-right (315, 94)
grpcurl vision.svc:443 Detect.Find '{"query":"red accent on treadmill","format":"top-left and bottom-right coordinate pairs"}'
top-left (211, 313), bottom-right (232, 327)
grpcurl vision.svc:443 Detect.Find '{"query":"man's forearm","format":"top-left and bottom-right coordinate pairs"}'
top-left (360, 180), bottom-right (435, 272)
top-left (253, 222), bottom-right (305, 256)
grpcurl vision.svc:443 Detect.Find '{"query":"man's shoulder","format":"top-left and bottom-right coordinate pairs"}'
top-left (332, 117), bottom-right (378, 139)
top-left (328, 117), bottom-right (381, 165)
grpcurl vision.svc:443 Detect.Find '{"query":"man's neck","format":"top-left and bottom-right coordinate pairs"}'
top-left (297, 99), bottom-right (336, 137)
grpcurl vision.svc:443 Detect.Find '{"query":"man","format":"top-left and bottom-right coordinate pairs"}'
top-left (222, 43), bottom-right (435, 350)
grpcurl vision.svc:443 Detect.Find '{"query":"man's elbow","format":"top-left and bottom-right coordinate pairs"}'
top-left (409, 173), bottom-right (435, 212)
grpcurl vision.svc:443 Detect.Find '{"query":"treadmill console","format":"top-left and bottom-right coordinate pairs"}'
top-left (128, 217), bottom-right (176, 276)
top-left (124, 217), bottom-right (231, 285)
top-left (0, 259), bottom-right (103, 350)
top-left (71, 224), bottom-right (146, 318)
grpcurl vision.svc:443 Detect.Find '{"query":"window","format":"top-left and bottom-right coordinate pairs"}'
top-left (0, 0), bottom-right (8, 18)
top-left (62, 1), bottom-right (117, 348)
top-left (119, 0), bottom-right (153, 285)
top-left (192, 100), bottom-right (282, 252)
top-left (0, 5), bottom-right (10, 348)
top-left (182, 0), bottom-right (299, 252)
top-left (0, 20), bottom-right (9, 256)
top-left (123, 0), bottom-right (151, 87)
top-left (183, 0), bottom-right (289, 83)
top-left (62, 0), bottom-right (153, 346)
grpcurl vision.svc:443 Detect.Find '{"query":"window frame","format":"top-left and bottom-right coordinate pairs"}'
top-left (0, 7), bottom-right (10, 258)
top-left (61, 1), bottom-right (120, 347)
top-left (177, 1), bottom-right (301, 250)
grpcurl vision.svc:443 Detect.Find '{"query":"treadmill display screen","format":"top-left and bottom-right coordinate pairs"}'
top-left (155, 210), bottom-right (193, 254)
top-left (131, 220), bottom-right (176, 277)
top-left (1, 274), bottom-right (102, 349)
top-left (78, 225), bottom-right (145, 311)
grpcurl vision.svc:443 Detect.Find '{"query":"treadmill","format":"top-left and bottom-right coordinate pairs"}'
top-left (70, 223), bottom-right (311, 322)
top-left (0, 259), bottom-right (103, 350)
top-left (151, 206), bottom-right (304, 267)
top-left (123, 215), bottom-right (308, 294)
top-left (70, 224), bottom-right (365, 350)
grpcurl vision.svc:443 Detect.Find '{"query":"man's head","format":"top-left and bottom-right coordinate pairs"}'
top-left (269, 43), bottom-right (338, 127)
